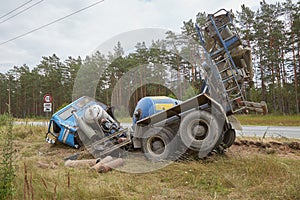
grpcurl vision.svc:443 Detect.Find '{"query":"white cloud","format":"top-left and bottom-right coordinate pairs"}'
top-left (0, 0), bottom-right (296, 72)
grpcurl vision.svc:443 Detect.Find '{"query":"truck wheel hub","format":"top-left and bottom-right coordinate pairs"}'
top-left (192, 124), bottom-right (207, 140)
top-left (149, 137), bottom-right (165, 155)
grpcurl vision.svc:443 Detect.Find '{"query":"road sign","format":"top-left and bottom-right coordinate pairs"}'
top-left (44, 103), bottom-right (52, 107)
top-left (43, 102), bottom-right (52, 112)
top-left (44, 94), bottom-right (52, 103)
top-left (44, 107), bottom-right (52, 112)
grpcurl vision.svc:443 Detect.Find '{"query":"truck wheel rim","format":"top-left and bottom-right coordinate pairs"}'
top-left (188, 119), bottom-right (209, 142)
top-left (147, 136), bottom-right (165, 155)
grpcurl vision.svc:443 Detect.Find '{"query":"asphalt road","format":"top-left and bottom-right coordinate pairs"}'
top-left (236, 125), bottom-right (300, 139)
top-left (14, 121), bottom-right (300, 139)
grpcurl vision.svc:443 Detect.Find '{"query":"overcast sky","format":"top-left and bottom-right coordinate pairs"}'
top-left (0, 0), bottom-right (296, 73)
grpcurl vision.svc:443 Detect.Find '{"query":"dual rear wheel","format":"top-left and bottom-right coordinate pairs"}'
top-left (141, 110), bottom-right (229, 161)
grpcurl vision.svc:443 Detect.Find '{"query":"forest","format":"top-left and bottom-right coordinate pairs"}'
top-left (0, 0), bottom-right (299, 117)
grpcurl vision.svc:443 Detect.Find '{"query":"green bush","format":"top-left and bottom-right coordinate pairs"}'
top-left (0, 114), bottom-right (9, 126)
top-left (0, 113), bottom-right (15, 200)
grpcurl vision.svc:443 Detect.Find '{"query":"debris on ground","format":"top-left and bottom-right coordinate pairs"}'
top-left (64, 158), bottom-right (98, 168)
top-left (90, 156), bottom-right (113, 172)
top-left (36, 161), bottom-right (58, 169)
top-left (96, 158), bottom-right (125, 173)
top-left (64, 156), bottom-right (124, 173)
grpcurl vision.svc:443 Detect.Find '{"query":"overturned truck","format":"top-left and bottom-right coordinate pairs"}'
top-left (45, 9), bottom-right (267, 161)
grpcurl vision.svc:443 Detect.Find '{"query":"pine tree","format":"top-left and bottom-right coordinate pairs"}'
top-left (284, 0), bottom-right (300, 113)
top-left (236, 5), bottom-right (255, 48)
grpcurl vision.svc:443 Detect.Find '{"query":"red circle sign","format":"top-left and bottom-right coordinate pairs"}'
top-left (44, 94), bottom-right (52, 103)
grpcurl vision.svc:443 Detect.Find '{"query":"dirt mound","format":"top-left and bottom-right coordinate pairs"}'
top-left (231, 138), bottom-right (300, 159)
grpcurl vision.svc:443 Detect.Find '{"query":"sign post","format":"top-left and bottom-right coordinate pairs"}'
top-left (43, 94), bottom-right (52, 114)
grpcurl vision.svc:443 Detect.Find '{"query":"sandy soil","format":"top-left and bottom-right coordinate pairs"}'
top-left (229, 138), bottom-right (300, 160)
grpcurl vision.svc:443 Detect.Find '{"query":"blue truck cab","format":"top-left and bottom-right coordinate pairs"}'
top-left (46, 96), bottom-right (115, 148)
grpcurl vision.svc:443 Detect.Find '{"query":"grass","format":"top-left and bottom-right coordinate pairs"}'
top-left (1, 124), bottom-right (300, 199)
top-left (14, 116), bottom-right (49, 122)
top-left (235, 114), bottom-right (300, 126)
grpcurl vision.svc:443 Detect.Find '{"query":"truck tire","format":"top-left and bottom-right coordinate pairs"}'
top-left (179, 110), bottom-right (223, 158)
top-left (222, 129), bottom-right (236, 148)
top-left (141, 127), bottom-right (174, 161)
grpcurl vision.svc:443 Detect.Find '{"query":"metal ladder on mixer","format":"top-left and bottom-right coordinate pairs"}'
top-left (196, 9), bottom-right (246, 114)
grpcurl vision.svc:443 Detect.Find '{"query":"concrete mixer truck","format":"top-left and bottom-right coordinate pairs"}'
top-left (45, 9), bottom-right (267, 160)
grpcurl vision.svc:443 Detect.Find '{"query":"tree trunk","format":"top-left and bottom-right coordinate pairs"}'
top-left (260, 55), bottom-right (266, 102)
top-left (271, 62), bottom-right (276, 112)
top-left (292, 36), bottom-right (299, 113)
top-left (281, 49), bottom-right (287, 113)
top-left (176, 55), bottom-right (182, 99)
